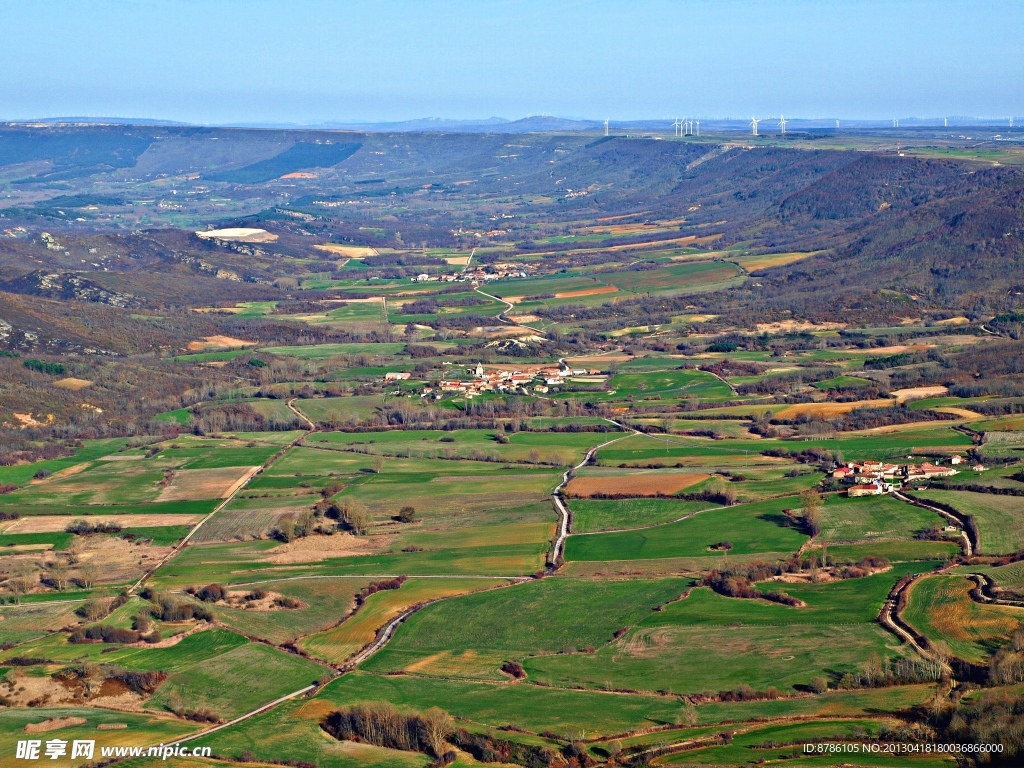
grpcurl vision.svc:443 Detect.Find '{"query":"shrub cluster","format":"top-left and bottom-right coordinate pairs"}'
top-left (66, 519), bottom-right (122, 535)
top-left (356, 576), bottom-right (407, 606)
top-left (700, 572), bottom-right (800, 606)
top-left (449, 729), bottom-right (563, 767)
top-left (140, 590), bottom-right (213, 622)
top-left (187, 583), bottom-right (226, 602)
top-left (837, 655), bottom-right (944, 690)
top-left (55, 664), bottom-right (167, 695)
top-left (24, 359), bottom-right (66, 375)
top-left (321, 702), bottom-right (452, 757)
top-left (500, 661), bottom-right (526, 679)
top-left (69, 625), bottom-right (142, 644)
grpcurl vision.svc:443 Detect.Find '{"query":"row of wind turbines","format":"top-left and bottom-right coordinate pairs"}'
top-left (673, 116), bottom-right (796, 137)
top-left (675, 116), bottom-right (1015, 137)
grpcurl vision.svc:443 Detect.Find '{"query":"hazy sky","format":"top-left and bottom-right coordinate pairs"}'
top-left (1, 0), bottom-right (1020, 124)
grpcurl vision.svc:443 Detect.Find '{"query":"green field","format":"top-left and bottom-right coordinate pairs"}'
top-left (565, 497), bottom-right (808, 562)
top-left (146, 639), bottom-right (326, 719)
top-left (207, 577), bottom-right (370, 644)
top-left (302, 577), bottom-right (509, 664)
top-left (524, 564), bottom-right (926, 695)
top-left (818, 494), bottom-right (946, 542)
top-left (363, 577), bottom-right (690, 678)
top-left (307, 427), bottom-right (610, 465)
top-left (596, 427), bottom-right (974, 465)
top-left (568, 498), bottom-right (715, 533)
top-left (914, 490), bottom-right (1024, 554)
top-left (604, 369), bottom-right (733, 401)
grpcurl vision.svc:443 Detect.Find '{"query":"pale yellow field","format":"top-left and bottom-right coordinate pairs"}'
top-left (187, 335), bottom-right (255, 351)
top-left (4, 514), bottom-right (202, 533)
top-left (733, 251), bottom-right (821, 271)
top-left (775, 399), bottom-right (894, 420)
top-left (313, 244), bottom-right (378, 258)
top-left (157, 466), bottom-right (259, 502)
top-left (53, 378), bottom-right (93, 390)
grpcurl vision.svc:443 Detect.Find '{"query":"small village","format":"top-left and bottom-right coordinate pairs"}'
top-left (834, 456), bottom-right (984, 496)
top-left (412, 262), bottom-right (534, 283)
top-left (383, 362), bottom-right (604, 398)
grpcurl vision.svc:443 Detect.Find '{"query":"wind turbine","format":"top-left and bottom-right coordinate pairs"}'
top-left (695, 119), bottom-right (700, 136)
top-left (944, 117), bottom-right (948, 127)
top-left (835, 119), bottom-right (840, 129)
top-left (604, 119), bottom-right (609, 137)
top-left (893, 118), bottom-right (899, 128)
top-left (750, 117), bottom-right (761, 136)
top-left (778, 114), bottom-right (787, 135)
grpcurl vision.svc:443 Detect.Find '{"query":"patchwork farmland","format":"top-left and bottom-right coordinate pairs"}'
top-left (1, 122), bottom-right (1024, 766)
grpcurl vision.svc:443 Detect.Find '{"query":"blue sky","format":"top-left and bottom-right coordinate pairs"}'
top-left (0, 0), bottom-right (1020, 123)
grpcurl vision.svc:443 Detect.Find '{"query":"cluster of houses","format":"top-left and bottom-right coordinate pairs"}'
top-left (412, 263), bottom-right (533, 283)
top-left (397, 362), bottom-right (600, 399)
top-left (834, 455), bottom-right (984, 496)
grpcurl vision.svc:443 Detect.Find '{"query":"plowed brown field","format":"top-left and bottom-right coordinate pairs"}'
top-left (566, 472), bottom-right (709, 497)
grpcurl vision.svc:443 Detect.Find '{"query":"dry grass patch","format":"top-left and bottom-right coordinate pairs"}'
top-left (936, 407), bottom-right (985, 419)
top-left (263, 532), bottom-right (389, 564)
top-left (186, 335), bottom-right (255, 351)
top-left (1, 670), bottom-right (145, 711)
top-left (313, 244), bottom-right (377, 258)
top-left (891, 386), bottom-right (948, 404)
top-left (53, 378), bottom-right (92, 390)
top-left (734, 251), bottom-right (820, 271)
top-left (914, 576), bottom-right (1020, 650)
top-left (23, 717), bottom-right (87, 733)
top-left (755, 319), bottom-right (845, 333)
top-left (157, 466), bottom-right (260, 502)
top-left (566, 472), bottom-right (709, 498)
top-left (775, 399), bottom-right (894, 420)
top-left (554, 286), bottom-right (619, 299)
top-left (30, 462), bottom-right (89, 484)
top-left (5, 514), bottom-right (202, 533)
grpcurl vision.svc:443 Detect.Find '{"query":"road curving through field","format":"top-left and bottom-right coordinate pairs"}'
top-left (474, 286), bottom-right (546, 335)
top-left (549, 430), bottom-right (632, 569)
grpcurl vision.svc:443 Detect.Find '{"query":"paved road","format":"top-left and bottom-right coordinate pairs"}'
top-left (474, 286), bottom-right (546, 335)
top-left (549, 432), bottom-right (631, 568)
